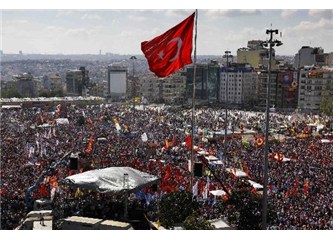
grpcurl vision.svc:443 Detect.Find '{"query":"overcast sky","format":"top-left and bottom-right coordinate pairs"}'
top-left (2, 8), bottom-right (333, 56)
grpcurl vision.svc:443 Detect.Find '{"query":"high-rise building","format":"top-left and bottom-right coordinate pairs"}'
top-left (257, 69), bottom-right (299, 110)
top-left (186, 61), bottom-right (220, 104)
top-left (66, 69), bottom-right (83, 96)
top-left (220, 64), bottom-right (257, 107)
top-left (66, 67), bottom-right (89, 96)
top-left (277, 70), bottom-right (299, 109)
top-left (256, 70), bottom-right (280, 109)
top-left (107, 63), bottom-right (128, 101)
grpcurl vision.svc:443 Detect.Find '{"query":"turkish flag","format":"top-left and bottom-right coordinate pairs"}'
top-left (141, 12), bottom-right (195, 78)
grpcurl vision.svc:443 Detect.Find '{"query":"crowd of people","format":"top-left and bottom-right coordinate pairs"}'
top-left (1, 102), bottom-right (333, 230)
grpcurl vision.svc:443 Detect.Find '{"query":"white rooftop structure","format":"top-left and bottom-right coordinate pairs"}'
top-left (225, 168), bottom-right (247, 178)
top-left (64, 167), bottom-right (160, 194)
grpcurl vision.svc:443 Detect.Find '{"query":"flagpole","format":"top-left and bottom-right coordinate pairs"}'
top-left (190, 9), bottom-right (198, 191)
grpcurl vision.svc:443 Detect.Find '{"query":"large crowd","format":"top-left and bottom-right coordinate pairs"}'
top-left (1, 103), bottom-right (333, 230)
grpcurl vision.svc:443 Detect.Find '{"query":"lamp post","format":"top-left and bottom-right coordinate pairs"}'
top-left (223, 51), bottom-right (232, 162)
top-left (261, 29), bottom-right (283, 230)
top-left (130, 56), bottom-right (137, 110)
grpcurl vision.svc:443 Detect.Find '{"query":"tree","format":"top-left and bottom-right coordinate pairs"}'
top-left (320, 83), bottom-right (333, 115)
top-left (159, 190), bottom-right (199, 229)
top-left (1, 89), bottom-right (22, 98)
top-left (223, 182), bottom-right (277, 229)
top-left (184, 210), bottom-right (215, 230)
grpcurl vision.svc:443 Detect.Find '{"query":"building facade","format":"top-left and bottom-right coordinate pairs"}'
top-left (89, 80), bottom-right (108, 97)
top-left (293, 46), bottom-right (326, 68)
top-left (256, 71), bottom-right (280, 109)
top-left (237, 40), bottom-right (277, 69)
top-left (107, 64), bottom-right (128, 101)
top-left (43, 73), bottom-right (63, 94)
top-left (139, 75), bottom-right (162, 103)
top-left (277, 70), bottom-right (299, 109)
top-left (160, 72), bottom-right (187, 104)
top-left (220, 64), bottom-right (257, 107)
top-left (127, 76), bottom-right (140, 99)
top-left (14, 73), bottom-right (37, 98)
top-left (186, 61), bottom-right (220, 104)
top-left (298, 67), bottom-right (333, 111)
top-left (66, 70), bottom-right (83, 96)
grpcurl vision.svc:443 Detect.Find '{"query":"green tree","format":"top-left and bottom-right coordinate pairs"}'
top-left (223, 182), bottom-right (277, 229)
top-left (159, 190), bottom-right (199, 229)
top-left (184, 211), bottom-right (215, 230)
top-left (320, 83), bottom-right (333, 115)
top-left (39, 90), bottom-right (51, 97)
top-left (1, 88), bottom-right (22, 98)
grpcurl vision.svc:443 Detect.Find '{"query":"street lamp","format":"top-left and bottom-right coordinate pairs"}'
top-left (223, 51), bottom-right (232, 162)
top-left (261, 29), bottom-right (283, 230)
top-left (129, 56), bottom-right (137, 111)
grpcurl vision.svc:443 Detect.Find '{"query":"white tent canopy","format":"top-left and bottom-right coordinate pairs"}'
top-left (209, 190), bottom-right (227, 196)
top-left (64, 167), bottom-right (160, 194)
top-left (248, 180), bottom-right (263, 190)
top-left (205, 155), bottom-right (219, 161)
top-left (225, 168), bottom-right (247, 178)
top-left (197, 150), bottom-right (208, 155)
top-left (56, 118), bottom-right (69, 125)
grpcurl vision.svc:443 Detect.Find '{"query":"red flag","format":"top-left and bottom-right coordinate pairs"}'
top-left (303, 179), bottom-right (310, 195)
top-left (141, 12), bottom-right (195, 78)
top-left (185, 135), bottom-right (192, 149)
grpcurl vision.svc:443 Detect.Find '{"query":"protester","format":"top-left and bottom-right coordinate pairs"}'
top-left (1, 103), bottom-right (332, 229)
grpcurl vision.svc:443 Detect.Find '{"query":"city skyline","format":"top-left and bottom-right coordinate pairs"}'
top-left (2, 9), bottom-right (333, 57)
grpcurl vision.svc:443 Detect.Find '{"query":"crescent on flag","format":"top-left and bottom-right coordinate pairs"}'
top-left (168, 37), bottom-right (183, 62)
top-left (157, 37), bottom-right (183, 62)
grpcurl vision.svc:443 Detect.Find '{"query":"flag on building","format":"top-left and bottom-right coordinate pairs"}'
top-left (141, 12), bottom-right (195, 78)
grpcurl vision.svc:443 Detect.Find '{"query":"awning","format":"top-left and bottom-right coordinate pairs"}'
top-left (205, 155), bottom-right (218, 161)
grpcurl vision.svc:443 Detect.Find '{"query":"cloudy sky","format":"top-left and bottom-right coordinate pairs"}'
top-left (1, 5), bottom-right (333, 56)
